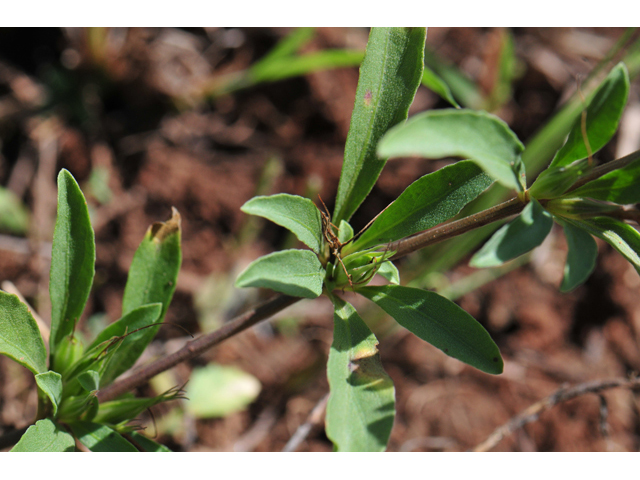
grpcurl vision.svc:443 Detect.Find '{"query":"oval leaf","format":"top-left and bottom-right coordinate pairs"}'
top-left (235, 249), bottom-right (324, 298)
top-left (470, 199), bottom-right (553, 268)
top-left (378, 109), bottom-right (526, 191)
top-left (0, 291), bottom-right (46, 375)
top-left (241, 194), bottom-right (323, 253)
top-left (551, 63), bottom-right (629, 168)
top-left (358, 285), bottom-right (503, 375)
top-left (557, 219), bottom-right (598, 292)
top-left (326, 296), bottom-right (395, 452)
top-left (333, 27), bottom-right (426, 224)
top-left (11, 419), bottom-right (75, 452)
top-left (347, 161), bottom-right (493, 252)
top-left (35, 371), bottom-right (63, 417)
top-left (49, 169), bottom-right (96, 357)
top-left (70, 422), bottom-right (137, 452)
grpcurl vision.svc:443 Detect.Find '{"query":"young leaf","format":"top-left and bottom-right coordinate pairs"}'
top-left (49, 169), bottom-right (96, 357)
top-left (470, 199), bottom-right (553, 268)
top-left (0, 291), bottom-right (46, 375)
top-left (557, 219), bottom-right (598, 292)
top-left (10, 419), bottom-right (75, 452)
top-left (566, 155), bottom-right (640, 205)
top-left (35, 371), bottom-right (63, 417)
top-left (122, 208), bottom-right (181, 322)
top-left (241, 194), bottom-right (323, 253)
top-left (359, 285), bottom-right (503, 375)
top-left (333, 27), bottom-right (426, 224)
top-left (377, 109), bottom-right (526, 191)
top-left (94, 386), bottom-right (185, 425)
top-left (564, 216), bottom-right (640, 274)
top-left (550, 63), bottom-right (629, 168)
top-left (376, 261), bottom-right (400, 285)
top-left (422, 65), bottom-right (460, 108)
top-left (529, 158), bottom-right (591, 199)
top-left (337, 219), bottom-right (354, 244)
top-left (347, 161), bottom-right (493, 253)
top-left (235, 249), bottom-right (324, 298)
top-left (77, 370), bottom-right (100, 392)
top-left (184, 365), bottom-right (261, 419)
top-left (86, 303), bottom-right (162, 386)
top-left (326, 296), bottom-right (395, 452)
top-left (127, 431), bottom-right (172, 452)
top-left (70, 421), bottom-right (138, 452)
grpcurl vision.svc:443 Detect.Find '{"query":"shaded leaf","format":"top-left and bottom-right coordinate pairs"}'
top-left (11, 419), bottom-right (75, 452)
top-left (35, 371), bottom-right (63, 417)
top-left (49, 169), bottom-right (95, 357)
top-left (359, 285), bottom-right (503, 374)
top-left (347, 161), bottom-right (493, 252)
top-left (0, 186), bottom-right (30, 235)
top-left (470, 199), bottom-right (553, 268)
top-left (378, 109), bottom-right (526, 191)
top-left (0, 291), bottom-right (46, 375)
top-left (326, 296), bottom-right (395, 452)
top-left (557, 219), bottom-right (598, 292)
top-left (241, 194), bottom-right (323, 253)
top-left (551, 63), bottom-right (629, 168)
top-left (70, 421), bottom-right (137, 452)
top-left (235, 249), bottom-right (324, 298)
top-left (567, 154), bottom-right (640, 204)
top-left (77, 370), bottom-right (100, 392)
top-left (422, 65), bottom-right (460, 108)
top-left (333, 27), bottom-right (426, 224)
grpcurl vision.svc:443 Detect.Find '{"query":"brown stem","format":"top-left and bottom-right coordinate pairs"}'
top-left (97, 294), bottom-right (299, 403)
top-left (565, 148), bottom-right (640, 194)
top-left (388, 196), bottom-right (526, 262)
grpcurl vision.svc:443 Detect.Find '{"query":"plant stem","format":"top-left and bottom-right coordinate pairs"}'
top-left (388, 196), bottom-right (525, 262)
top-left (97, 294), bottom-right (299, 403)
top-left (565, 148), bottom-right (640, 194)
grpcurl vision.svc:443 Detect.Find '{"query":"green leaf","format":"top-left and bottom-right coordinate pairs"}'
top-left (70, 421), bottom-right (138, 452)
top-left (94, 386), bottom-right (184, 425)
top-left (122, 208), bottom-right (181, 322)
top-left (252, 27), bottom-right (316, 67)
top-left (359, 285), bottom-right (503, 374)
top-left (11, 419), bottom-right (75, 452)
top-left (529, 158), bottom-right (591, 199)
top-left (378, 109), bottom-right (526, 191)
top-left (235, 249), bottom-right (324, 298)
top-left (241, 194), bottom-right (323, 253)
top-left (470, 199), bottom-right (553, 268)
top-left (185, 365), bottom-right (261, 419)
top-left (347, 161), bottom-right (493, 252)
top-left (551, 63), bottom-right (629, 168)
top-left (0, 291), bottom-right (46, 375)
top-left (127, 431), bottom-right (172, 452)
top-left (337, 219), bottom-right (354, 244)
top-left (333, 27), bottom-right (426, 224)
top-left (87, 303), bottom-right (162, 386)
top-left (35, 371), bottom-right (63, 417)
top-left (422, 65), bottom-right (460, 108)
top-left (326, 296), bottom-right (395, 452)
top-left (49, 169), bottom-right (96, 357)
top-left (567, 155), bottom-right (640, 204)
top-left (0, 186), bottom-right (30, 235)
top-left (557, 219), bottom-right (598, 292)
top-left (564, 216), bottom-right (640, 275)
top-left (57, 392), bottom-right (99, 422)
top-left (376, 261), bottom-right (400, 285)
top-left (77, 370), bottom-right (100, 391)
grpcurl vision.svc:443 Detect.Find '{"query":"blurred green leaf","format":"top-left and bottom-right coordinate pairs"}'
top-left (557, 219), bottom-right (598, 292)
top-left (347, 161), bottom-right (493, 253)
top-left (470, 199), bottom-right (552, 268)
top-left (333, 27), bottom-right (426, 224)
top-left (35, 371), bottom-right (63, 417)
top-left (422, 65), bottom-right (460, 108)
top-left (326, 296), bottom-right (395, 452)
top-left (49, 169), bottom-right (95, 358)
top-left (128, 431), bottom-right (172, 452)
top-left (11, 419), bottom-right (75, 452)
top-left (551, 63), bottom-right (629, 168)
top-left (236, 249), bottom-right (324, 298)
top-left (0, 186), bottom-right (30, 234)
top-left (185, 364), bottom-right (261, 419)
top-left (70, 421), bottom-right (137, 452)
top-left (378, 109), bottom-right (526, 191)
top-left (0, 291), bottom-right (46, 375)
top-left (241, 194), bottom-right (323, 253)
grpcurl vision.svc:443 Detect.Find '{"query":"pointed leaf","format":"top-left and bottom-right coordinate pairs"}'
top-left (557, 219), bottom-right (598, 292)
top-left (241, 194), bottom-right (323, 253)
top-left (94, 386), bottom-right (184, 425)
top-left (0, 291), bottom-right (46, 375)
top-left (326, 296), bottom-right (395, 452)
top-left (77, 370), bottom-right (100, 392)
top-left (551, 63), bottom-right (629, 168)
top-left (567, 154), bottom-right (640, 204)
top-left (348, 161), bottom-right (493, 252)
top-left (378, 109), bottom-right (526, 191)
top-left (422, 65), bottom-right (460, 108)
top-left (35, 371), bottom-right (63, 417)
top-left (87, 303), bottom-right (162, 386)
top-left (333, 27), bottom-right (426, 224)
top-left (122, 208), bottom-right (181, 322)
top-left (70, 421), bottom-right (137, 452)
top-left (359, 285), bottom-right (503, 374)
top-left (11, 419), bottom-right (75, 452)
top-left (235, 249), bottom-right (324, 298)
top-left (128, 431), bottom-right (172, 452)
top-left (49, 169), bottom-right (96, 356)
top-left (470, 199), bottom-right (553, 268)
top-left (376, 261), bottom-right (400, 285)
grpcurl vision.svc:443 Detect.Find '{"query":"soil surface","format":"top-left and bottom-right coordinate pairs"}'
top-left (1, 27), bottom-right (640, 452)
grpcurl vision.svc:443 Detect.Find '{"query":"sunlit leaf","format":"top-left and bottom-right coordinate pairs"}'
top-left (11, 419), bottom-right (75, 452)
top-left (35, 371), bottom-right (63, 417)
top-left (70, 421), bottom-right (137, 452)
